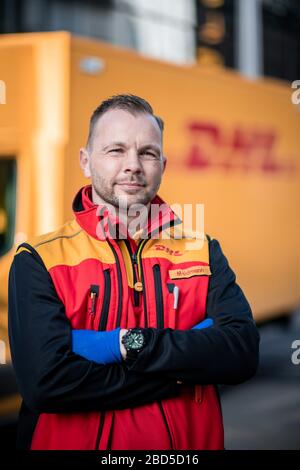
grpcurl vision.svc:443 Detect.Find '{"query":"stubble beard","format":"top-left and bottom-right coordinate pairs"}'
top-left (91, 173), bottom-right (160, 211)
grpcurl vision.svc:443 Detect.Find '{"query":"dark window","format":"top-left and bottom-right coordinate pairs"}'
top-left (0, 158), bottom-right (17, 257)
top-left (263, 0), bottom-right (300, 81)
top-left (0, 0), bottom-right (114, 38)
top-left (195, 0), bottom-right (235, 68)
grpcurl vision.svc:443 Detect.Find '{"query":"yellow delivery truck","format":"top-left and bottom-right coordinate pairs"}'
top-left (0, 32), bottom-right (299, 365)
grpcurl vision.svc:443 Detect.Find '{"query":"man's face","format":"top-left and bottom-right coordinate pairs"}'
top-left (80, 109), bottom-right (166, 210)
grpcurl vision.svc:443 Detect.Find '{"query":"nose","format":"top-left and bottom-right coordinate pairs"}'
top-left (123, 149), bottom-right (143, 175)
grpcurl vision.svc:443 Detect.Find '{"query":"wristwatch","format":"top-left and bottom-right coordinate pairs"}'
top-left (121, 328), bottom-right (147, 364)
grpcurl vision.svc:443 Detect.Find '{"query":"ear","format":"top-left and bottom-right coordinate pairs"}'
top-left (79, 147), bottom-right (91, 178)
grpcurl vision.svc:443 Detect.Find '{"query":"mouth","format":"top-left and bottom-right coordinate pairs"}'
top-left (116, 182), bottom-right (145, 191)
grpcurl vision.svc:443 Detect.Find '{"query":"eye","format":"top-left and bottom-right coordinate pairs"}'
top-left (141, 151), bottom-right (159, 159)
top-left (109, 148), bottom-right (123, 154)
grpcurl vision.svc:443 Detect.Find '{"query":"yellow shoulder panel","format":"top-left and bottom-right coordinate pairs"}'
top-left (23, 219), bottom-right (115, 270)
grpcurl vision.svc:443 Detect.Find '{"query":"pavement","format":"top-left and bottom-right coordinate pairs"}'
top-left (221, 310), bottom-right (300, 449)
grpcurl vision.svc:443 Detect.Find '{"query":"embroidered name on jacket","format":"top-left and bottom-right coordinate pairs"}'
top-left (169, 265), bottom-right (211, 279)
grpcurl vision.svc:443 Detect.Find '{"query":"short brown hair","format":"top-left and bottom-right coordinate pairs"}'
top-left (87, 94), bottom-right (164, 149)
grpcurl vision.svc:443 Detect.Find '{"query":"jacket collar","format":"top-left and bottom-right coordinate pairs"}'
top-left (72, 184), bottom-right (181, 241)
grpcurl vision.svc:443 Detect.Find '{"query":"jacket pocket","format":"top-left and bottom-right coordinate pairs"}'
top-left (153, 264), bottom-right (164, 328)
top-left (166, 282), bottom-right (178, 329)
top-left (98, 268), bottom-right (111, 331)
top-left (167, 265), bottom-right (211, 330)
top-left (87, 284), bottom-right (99, 316)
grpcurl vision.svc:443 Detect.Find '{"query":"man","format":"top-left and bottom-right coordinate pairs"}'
top-left (8, 94), bottom-right (259, 450)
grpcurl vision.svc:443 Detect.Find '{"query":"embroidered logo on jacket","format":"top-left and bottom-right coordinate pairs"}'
top-left (153, 244), bottom-right (182, 256)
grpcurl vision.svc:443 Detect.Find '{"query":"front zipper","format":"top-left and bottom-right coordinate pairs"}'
top-left (94, 239), bottom-right (147, 448)
top-left (153, 264), bottom-right (164, 328)
top-left (94, 221), bottom-right (180, 449)
top-left (122, 237), bottom-right (150, 327)
top-left (158, 401), bottom-right (174, 449)
top-left (107, 240), bottom-right (123, 328)
top-left (124, 239), bottom-right (140, 307)
top-left (136, 239), bottom-right (149, 328)
top-left (98, 269), bottom-right (111, 331)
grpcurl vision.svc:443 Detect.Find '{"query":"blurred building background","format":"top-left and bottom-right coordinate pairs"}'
top-left (0, 0), bottom-right (300, 451)
top-left (1, 0), bottom-right (300, 79)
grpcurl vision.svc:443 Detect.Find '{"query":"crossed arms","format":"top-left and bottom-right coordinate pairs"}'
top-left (8, 239), bottom-right (259, 414)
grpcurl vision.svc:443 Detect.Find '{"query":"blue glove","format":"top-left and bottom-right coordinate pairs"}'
top-left (72, 319), bottom-right (214, 365)
top-left (72, 327), bottom-right (122, 364)
top-left (192, 318), bottom-right (214, 329)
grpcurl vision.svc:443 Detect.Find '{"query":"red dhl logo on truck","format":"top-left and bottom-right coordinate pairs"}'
top-left (171, 121), bottom-right (297, 174)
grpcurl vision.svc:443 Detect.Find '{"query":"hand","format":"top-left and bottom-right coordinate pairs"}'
top-left (119, 329), bottom-right (128, 360)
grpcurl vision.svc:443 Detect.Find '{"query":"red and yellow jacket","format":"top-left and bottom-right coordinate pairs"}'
top-left (8, 185), bottom-right (259, 450)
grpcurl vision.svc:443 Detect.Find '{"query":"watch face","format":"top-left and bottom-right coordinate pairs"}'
top-left (126, 330), bottom-right (144, 350)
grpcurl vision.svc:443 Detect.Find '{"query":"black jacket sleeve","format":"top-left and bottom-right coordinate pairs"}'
top-left (8, 245), bottom-right (181, 414)
top-left (125, 238), bottom-right (260, 385)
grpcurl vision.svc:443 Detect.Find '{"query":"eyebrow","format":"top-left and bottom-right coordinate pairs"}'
top-left (102, 142), bottom-right (126, 152)
top-left (102, 142), bottom-right (161, 153)
top-left (139, 144), bottom-right (161, 154)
